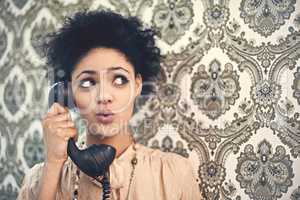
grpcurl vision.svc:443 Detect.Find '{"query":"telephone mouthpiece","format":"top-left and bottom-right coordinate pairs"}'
top-left (67, 138), bottom-right (116, 178)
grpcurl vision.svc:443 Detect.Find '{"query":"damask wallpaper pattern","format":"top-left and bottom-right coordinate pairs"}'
top-left (0, 0), bottom-right (299, 199)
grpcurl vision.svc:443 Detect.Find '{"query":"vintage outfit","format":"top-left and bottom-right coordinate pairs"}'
top-left (18, 142), bottom-right (202, 200)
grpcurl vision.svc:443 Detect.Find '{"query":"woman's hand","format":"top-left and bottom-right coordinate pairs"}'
top-left (42, 102), bottom-right (78, 165)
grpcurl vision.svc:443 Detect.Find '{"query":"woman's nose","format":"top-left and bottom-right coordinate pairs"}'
top-left (96, 83), bottom-right (113, 104)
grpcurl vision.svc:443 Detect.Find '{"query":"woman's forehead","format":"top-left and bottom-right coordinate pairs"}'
top-left (72, 48), bottom-right (135, 79)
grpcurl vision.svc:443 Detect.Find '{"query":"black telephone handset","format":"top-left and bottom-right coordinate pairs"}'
top-left (48, 81), bottom-right (116, 199)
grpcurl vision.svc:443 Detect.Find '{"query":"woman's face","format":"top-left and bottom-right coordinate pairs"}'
top-left (71, 48), bottom-right (142, 138)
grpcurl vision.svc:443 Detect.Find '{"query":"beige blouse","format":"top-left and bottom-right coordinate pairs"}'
top-left (17, 143), bottom-right (203, 200)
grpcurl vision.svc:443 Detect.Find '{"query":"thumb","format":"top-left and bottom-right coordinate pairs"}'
top-left (48, 102), bottom-right (69, 116)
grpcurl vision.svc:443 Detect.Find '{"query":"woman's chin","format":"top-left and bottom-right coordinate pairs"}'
top-left (89, 133), bottom-right (118, 140)
top-left (87, 123), bottom-right (120, 138)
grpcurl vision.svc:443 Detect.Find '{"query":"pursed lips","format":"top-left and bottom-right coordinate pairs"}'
top-left (96, 110), bottom-right (114, 124)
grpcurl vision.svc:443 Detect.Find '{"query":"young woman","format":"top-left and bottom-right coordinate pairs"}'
top-left (17, 10), bottom-right (202, 200)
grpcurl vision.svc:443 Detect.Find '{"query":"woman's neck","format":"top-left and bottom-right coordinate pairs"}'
top-left (86, 126), bottom-right (134, 158)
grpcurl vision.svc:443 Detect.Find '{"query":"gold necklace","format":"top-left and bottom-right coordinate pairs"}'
top-left (72, 143), bottom-right (138, 200)
top-left (125, 145), bottom-right (137, 200)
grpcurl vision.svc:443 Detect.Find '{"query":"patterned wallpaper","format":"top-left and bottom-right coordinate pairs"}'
top-left (0, 0), bottom-right (300, 199)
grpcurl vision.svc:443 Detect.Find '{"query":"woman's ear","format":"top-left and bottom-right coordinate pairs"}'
top-left (68, 83), bottom-right (78, 109)
top-left (135, 73), bottom-right (143, 97)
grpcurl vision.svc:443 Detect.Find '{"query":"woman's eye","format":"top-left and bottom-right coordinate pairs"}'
top-left (114, 75), bottom-right (129, 86)
top-left (79, 78), bottom-right (95, 88)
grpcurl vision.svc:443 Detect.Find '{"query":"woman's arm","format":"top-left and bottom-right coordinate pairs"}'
top-left (37, 103), bottom-right (77, 199)
top-left (17, 159), bottom-right (75, 200)
top-left (36, 162), bottom-right (65, 200)
top-left (18, 103), bottom-right (77, 199)
top-left (17, 161), bottom-right (64, 200)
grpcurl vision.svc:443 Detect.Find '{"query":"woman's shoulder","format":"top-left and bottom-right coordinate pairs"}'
top-left (134, 143), bottom-right (201, 198)
top-left (136, 143), bottom-right (193, 170)
top-left (135, 145), bottom-right (203, 199)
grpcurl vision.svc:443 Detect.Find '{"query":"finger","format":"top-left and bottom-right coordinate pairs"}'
top-left (42, 113), bottom-right (71, 127)
top-left (56, 104), bottom-right (69, 114)
top-left (47, 103), bottom-right (58, 116)
top-left (47, 103), bottom-right (68, 116)
top-left (52, 120), bottom-right (75, 129)
top-left (74, 133), bottom-right (79, 142)
top-left (46, 112), bottom-right (72, 122)
top-left (56, 127), bottom-right (78, 140)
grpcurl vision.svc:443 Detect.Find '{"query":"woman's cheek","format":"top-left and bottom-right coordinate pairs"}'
top-left (74, 90), bottom-right (96, 115)
top-left (114, 89), bottom-right (135, 113)
top-left (117, 96), bottom-right (135, 123)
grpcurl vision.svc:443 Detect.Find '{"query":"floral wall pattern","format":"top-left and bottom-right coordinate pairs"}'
top-left (0, 0), bottom-right (299, 199)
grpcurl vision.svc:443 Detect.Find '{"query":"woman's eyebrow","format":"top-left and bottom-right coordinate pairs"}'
top-left (107, 66), bottom-right (129, 73)
top-left (76, 70), bottom-right (96, 79)
top-left (75, 66), bottom-right (130, 79)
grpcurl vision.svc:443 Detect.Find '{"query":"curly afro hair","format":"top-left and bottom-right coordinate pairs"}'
top-left (43, 10), bottom-right (162, 96)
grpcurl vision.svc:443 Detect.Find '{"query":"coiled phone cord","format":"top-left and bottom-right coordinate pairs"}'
top-left (73, 168), bottom-right (112, 200)
top-left (99, 172), bottom-right (111, 200)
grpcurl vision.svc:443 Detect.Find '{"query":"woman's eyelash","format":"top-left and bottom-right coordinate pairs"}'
top-left (114, 75), bottom-right (129, 85)
top-left (79, 78), bottom-right (95, 88)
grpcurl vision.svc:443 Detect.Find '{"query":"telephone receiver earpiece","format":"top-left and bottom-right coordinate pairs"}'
top-left (48, 81), bottom-right (116, 178)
